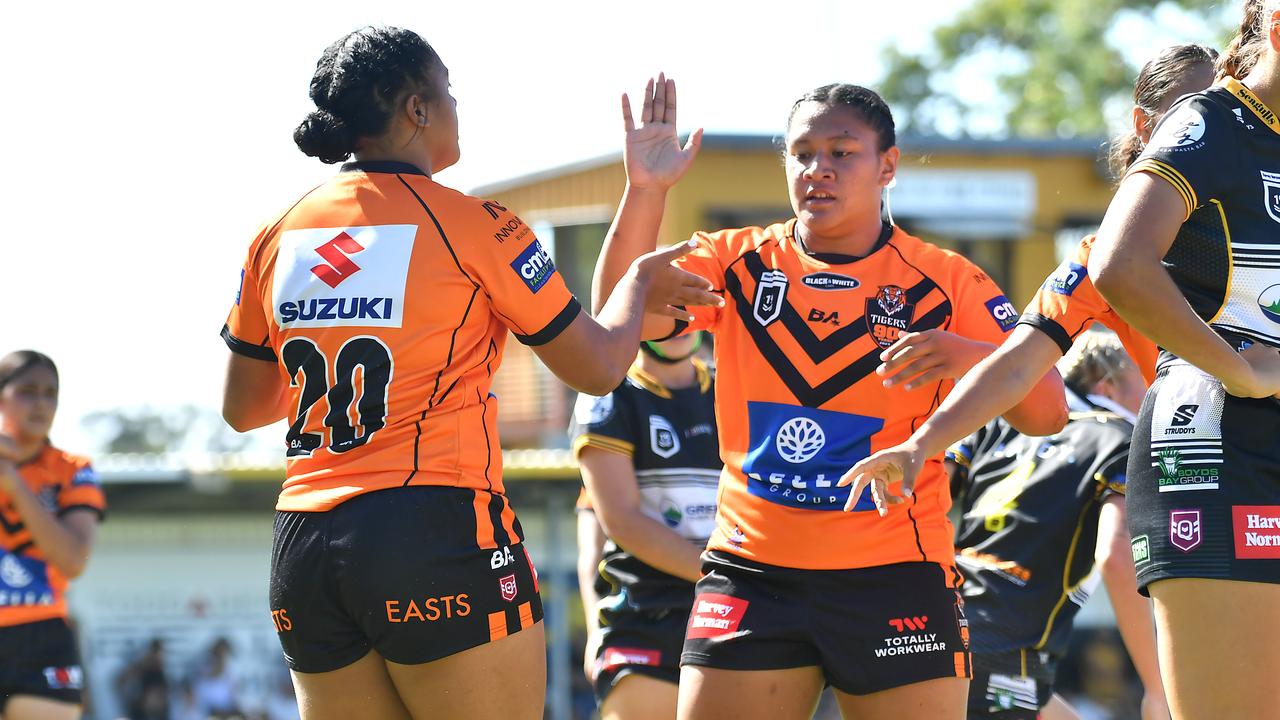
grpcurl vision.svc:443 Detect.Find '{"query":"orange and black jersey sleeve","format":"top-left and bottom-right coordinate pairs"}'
top-left (1019, 236), bottom-right (1159, 384)
top-left (222, 223), bottom-right (278, 362)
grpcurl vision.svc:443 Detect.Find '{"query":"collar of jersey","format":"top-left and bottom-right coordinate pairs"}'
top-left (626, 358), bottom-right (712, 398)
top-left (16, 441), bottom-right (53, 469)
top-left (1221, 77), bottom-right (1280, 135)
top-left (789, 219), bottom-right (894, 265)
top-left (340, 160), bottom-right (430, 176)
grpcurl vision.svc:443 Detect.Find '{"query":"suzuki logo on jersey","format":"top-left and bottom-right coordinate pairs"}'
top-left (1170, 509), bottom-right (1202, 552)
top-left (274, 225), bottom-right (415, 329)
top-left (984, 295), bottom-right (1019, 332)
top-left (1045, 261), bottom-right (1087, 297)
top-left (776, 417), bottom-right (825, 464)
top-left (1264, 172), bottom-right (1280, 224)
top-left (753, 270), bottom-right (788, 326)
top-left (743, 402), bottom-right (884, 511)
top-left (310, 232), bottom-right (366, 288)
top-left (1170, 404), bottom-right (1199, 428)
top-left (511, 239), bottom-right (556, 293)
top-left (650, 415), bottom-right (681, 458)
top-left (867, 285), bottom-right (915, 348)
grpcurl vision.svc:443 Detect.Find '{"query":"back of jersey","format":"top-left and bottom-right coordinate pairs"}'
top-left (223, 162), bottom-right (580, 516)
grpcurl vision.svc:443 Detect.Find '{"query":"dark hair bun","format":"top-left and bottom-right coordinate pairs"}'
top-left (294, 109), bottom-right (356, 164)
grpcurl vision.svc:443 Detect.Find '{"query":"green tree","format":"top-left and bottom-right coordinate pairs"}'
top-left (880, 0), bottom-right (1232, 138)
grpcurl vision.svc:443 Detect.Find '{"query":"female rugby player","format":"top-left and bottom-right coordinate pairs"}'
top-left (947, 331), bottom-right (1164, 720)
top-left (572, 332), bottom-right (719, 720)
top-left (593, 78), bottom-right (1064, 720)
top-left (1088, 1), bottom-right (1280, 716)
top-left (841, 43), bottom-right (1217, 503)
top-left (0, 351), bottom-right (105, 720)
top-left (219, 27), bottom-right (719, 720)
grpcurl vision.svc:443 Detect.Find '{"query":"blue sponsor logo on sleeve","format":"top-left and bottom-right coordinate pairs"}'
top-left (72, 467), bottom-right (100, 487)
top-left (985, 295), bottom-right (1019, 332)
top-left (742, 402), bottom-right (884, 511)
top-left (1044, 261), bottom-right (1087, 297)
top-left (511, 240), bottom-right (556, 293)
top-left (236, 269), bottom-right (244, 305)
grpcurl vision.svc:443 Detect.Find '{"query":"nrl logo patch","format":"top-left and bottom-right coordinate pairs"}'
top-left (1263, 171), bottom-right (1280, 225)
top-left (753, 270), bottom-right (789, 326)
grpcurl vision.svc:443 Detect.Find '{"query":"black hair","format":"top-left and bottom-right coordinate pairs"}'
top-left (294, 26), bottom-right (442, 164)
top-left (787, 84), bottom-right (896, 152)
top-left (0, 350), bottom-right (58, 392)
top-left (1109, 43), bottom-right (1219, 179)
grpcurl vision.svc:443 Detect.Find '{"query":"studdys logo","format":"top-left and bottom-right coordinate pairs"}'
top-left (1259, 284), bottom-right (1280, 323)
top-left (742, 402), bottom-right (884, 511)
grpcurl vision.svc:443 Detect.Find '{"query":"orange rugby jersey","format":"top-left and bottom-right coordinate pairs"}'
top-left (1, 445), bottom-right (105, 627)
top-left (223, 161), bottom-right (581, 538)
top-left (1019, 234), bottom-right (1158, 384)
top-left (671, 220), bottom-right (1017, 570)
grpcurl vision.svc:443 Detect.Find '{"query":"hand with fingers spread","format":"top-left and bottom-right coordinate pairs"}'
top-left (877, 329), bottom-right (994, 391)
top-left (629, 240), bottom-right (723, 322)
top-left (621, 73), bottom-right (703, 191)
top-left (837, 442), bottom-right (925, 516)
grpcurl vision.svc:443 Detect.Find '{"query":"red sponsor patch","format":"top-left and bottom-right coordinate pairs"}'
top-left (310, 232), bottom-right (365, 288)
top-left (499, 573), bottom-right (518, 602)
top-left (523, 546), bottom-right (539, 593)
top-left (686, 593), bottom-right (749, 639)
top-left (1233, 505), bottom-right (1280, 559)
top-left (599, 647), bottom-right (661, 671)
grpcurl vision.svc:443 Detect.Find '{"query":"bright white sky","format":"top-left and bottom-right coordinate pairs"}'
top-left (0, 0), bottom-right (1218, 454)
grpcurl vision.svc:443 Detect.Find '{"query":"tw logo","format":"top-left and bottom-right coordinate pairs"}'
top-left (888, 616), bottom-right (928, 632)
top-left (311, 232), bottom-right (366, 288)
top-left (1171, 404), bottom-right (1199, 427)
top-left (807, 308), bottom-right (841, 326)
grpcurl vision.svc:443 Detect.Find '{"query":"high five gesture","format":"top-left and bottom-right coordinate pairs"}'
top-left (621, 74), bottom-right (703, 190)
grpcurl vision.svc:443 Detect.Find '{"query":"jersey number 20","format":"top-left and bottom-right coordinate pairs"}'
top-left (281, 337), bottom-right (392, 457)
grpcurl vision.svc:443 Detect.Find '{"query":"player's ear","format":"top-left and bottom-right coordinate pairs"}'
top-left (406, 95), bottom-right (429, 126)
top-left (1133, 106), bottom-right (1153, 145)
top-left (879, 146), bottom-right (900, 187)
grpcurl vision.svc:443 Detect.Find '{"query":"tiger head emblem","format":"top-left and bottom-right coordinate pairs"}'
top-left (876, 285), bottom-right (907, 315)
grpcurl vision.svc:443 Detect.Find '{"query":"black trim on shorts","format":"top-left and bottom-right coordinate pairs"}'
top-left (514, 298), bottom-right (582, 346)
top-left (1016, 313), bottom-right (1073, 355)
top-left (221, 325), bottom-right (277, 362)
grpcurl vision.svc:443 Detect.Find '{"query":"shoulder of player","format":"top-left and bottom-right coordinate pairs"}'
top-left (887, 229), bottom-right (994, 288)
top-left (1175, 88), bottom-right (1249, 135)
top-left (39, 446), bottom-right (95, 481)
top-left (695, 221), bottom-right (786, 256)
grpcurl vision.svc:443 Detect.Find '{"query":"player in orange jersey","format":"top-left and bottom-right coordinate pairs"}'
top-left (593, 78), bottom-right (1065, 720)
top-left (844, 43), bottom-right (1217, 514)
top-left (0, 351), bottom-right (105, 720)
top-left (220, 27), bottom-right (719, 720)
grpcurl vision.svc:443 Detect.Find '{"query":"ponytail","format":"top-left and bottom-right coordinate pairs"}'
top-left (1219, 0), bottom-right (1274, 79)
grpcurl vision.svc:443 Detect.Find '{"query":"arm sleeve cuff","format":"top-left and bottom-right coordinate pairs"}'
top-left (221, 325), bottom-right (277, 362)
top-left (58, 504), bottom-right (106, 522)
top-left (514, 298), bottom-right (582, 346)
top-left (1017, 312), bottom-right (1074, 355)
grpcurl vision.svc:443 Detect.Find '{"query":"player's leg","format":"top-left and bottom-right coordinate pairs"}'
top-left (834, 677), bottom-right (969, 720)
top-left (677, 665), bottom-right (824, 720)
top-left (1149, 578), bottom-right (1280, 720)
top-left (3, 696), bottom-right (80, 720)
top-left (290, 649), bottom-right (411, 720)
top-left (599, 673), bottom-right (679, 720)
top-left (1039, 694), bottom-right (1082, 720)
top-left (383, 621), bottom-right (546, 720)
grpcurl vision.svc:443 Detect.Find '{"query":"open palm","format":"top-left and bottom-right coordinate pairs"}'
top-left (622, 73), bottom-right (703, 190)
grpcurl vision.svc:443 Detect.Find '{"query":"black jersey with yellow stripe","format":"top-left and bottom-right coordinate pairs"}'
top-left (1127, 78), bottom-right (1280, 351)
top-left (947, 394), bottom-right (1131, 656)
top-left (570, 361), bottom-right (721, 614)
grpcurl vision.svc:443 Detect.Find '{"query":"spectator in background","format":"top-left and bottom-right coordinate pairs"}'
top-left (190, 638), bottom-right (242, 720)
top-left (115, 638), bottom-right (170, 720)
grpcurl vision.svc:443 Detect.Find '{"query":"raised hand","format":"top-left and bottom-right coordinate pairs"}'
top-left (630, 240), bottom-right (723, 322)
top-left (622, 74), bottom-right (703, 191)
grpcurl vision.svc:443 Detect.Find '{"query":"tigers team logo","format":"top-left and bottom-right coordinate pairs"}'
top-left (866, 285), bottom-right (915, 348)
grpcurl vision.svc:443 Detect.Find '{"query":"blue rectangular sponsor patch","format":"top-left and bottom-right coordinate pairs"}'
top-left (1044, 261), bottom-right (1087, 297)
top-left (236, 268), bottom-right (244, 305)
top-left (510, 240), bottom-right (556, 293)
top-left (984, 295), bottom-right (1019, 332)
top-left (742, 401), bottom-right (884, 511)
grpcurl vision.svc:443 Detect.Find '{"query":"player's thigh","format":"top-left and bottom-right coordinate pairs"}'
top-left (833, 676), bottom-right (968, 720)
top-left (290, 648), bottom-right (410, 720)
top-left (1149, 578), bottom-right (1280, 720)
top-left (2, 696), bottom-right (80, 720)
top-left (1039, 694), bottom-right (1081, 720)
top-left (384, 620), bottom-right (546, 720)
top-left (601, 673), bottom-right (679, 720)
top-left (676, 665), bottom-right (824, 720)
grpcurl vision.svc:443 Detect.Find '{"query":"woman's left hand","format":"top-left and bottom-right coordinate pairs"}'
top-left (877, 330), bottom-right (993, 391)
